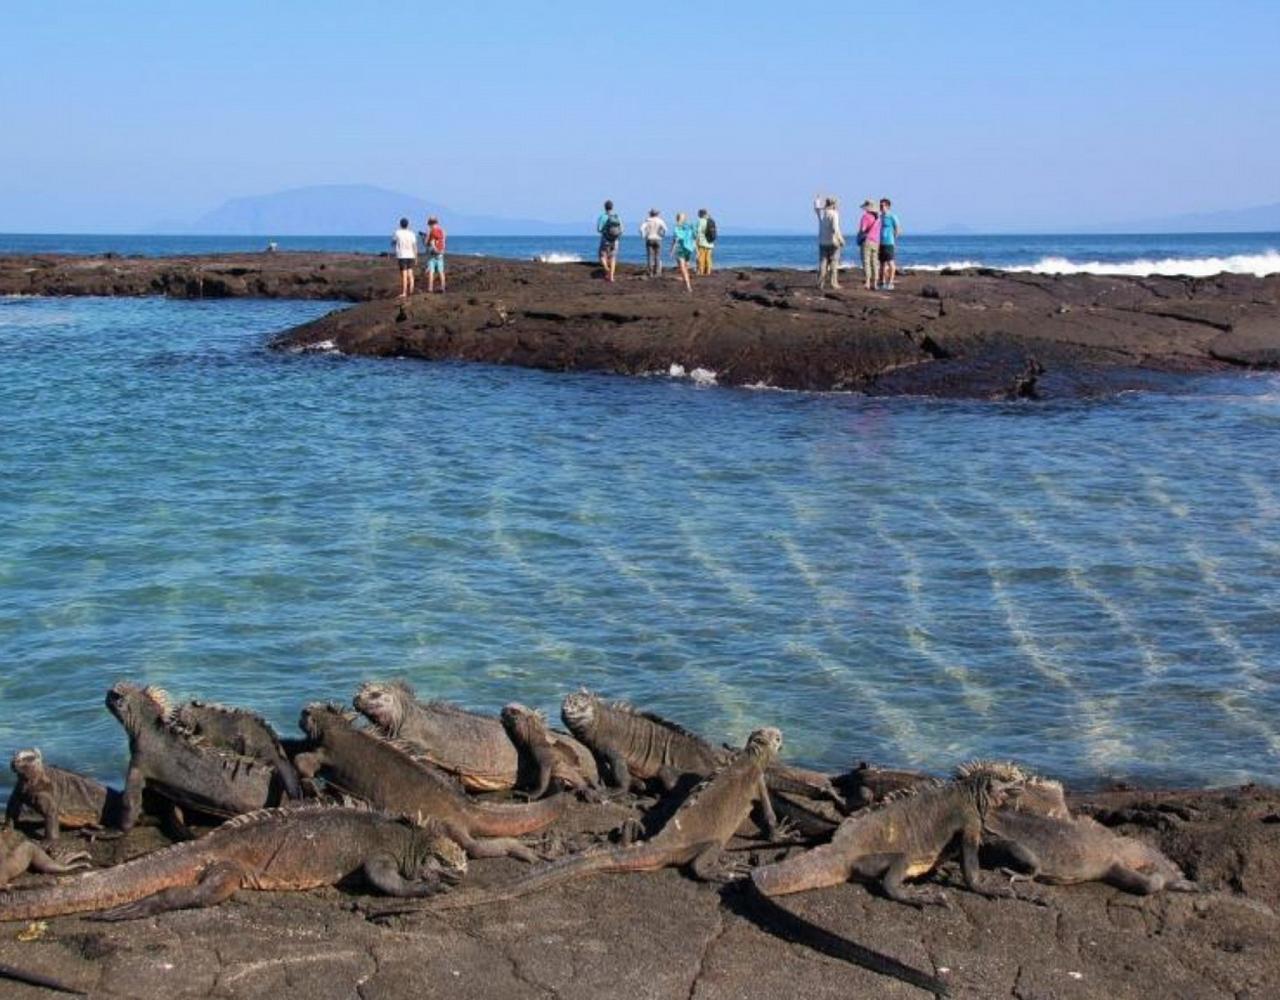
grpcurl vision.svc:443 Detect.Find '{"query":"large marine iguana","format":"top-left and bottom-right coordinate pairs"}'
top-left (500, 703), bottom-right (601, 800)
top-left (352, 680), bottom-right (520, 791)
top-left (375, 727), bottom-right (785, 916)
top-left (560, 689), bottom-right (844, 806)
top-left (984, 810), bottom-right (1199, 895)
top-left (106, 682), bottom-right (280, 831)
top-left (296, 703), bottom-right (565, 860)
top-left (0, 804), bottom-right (465, 921)
top-left (0, 828), bottom-right (90, 887)
top-left (172, 699), bottom-right (304, 800)
top-left (750, 761), bottom-right (1029, 907)
top-left (5, 749), bottom-right (124, 843)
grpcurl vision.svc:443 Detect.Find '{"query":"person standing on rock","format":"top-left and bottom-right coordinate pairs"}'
top-left (813, 195), bottom-right (845, 290)
top-left (596, 200), bottom-right (623, 283)
top-left (877, 198), bottom-right (901, 291)
top-left (696, 209), bottom-right (717, 276)
top-left (639, 209), bottom-right (668, 278)
top-left (671, 213), bottom-right (697, 294)
top-left (392, 217), bottom-right (419, 298)
top-left (857, 199), bottom-right (881, 291)
top-left (424, 216), bottom-right (447, 294)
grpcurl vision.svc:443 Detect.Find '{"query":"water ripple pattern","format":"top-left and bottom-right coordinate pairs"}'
top-left (1, 297), bottom-right (1278, 789)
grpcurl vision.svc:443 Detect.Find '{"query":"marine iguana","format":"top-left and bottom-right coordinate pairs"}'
top-left (0, 828), bottom-right (91, 887)
top-left (5, 749), bottom-right (124, 843)
top-left (560, 689), bottom-right (844, 807)
top-left (352, 680), bottom-right (520, 791)
top-left (171, 699), bottom-right (304, 800)
top-left (500, 703), bottom-right (601, 800)
top-left (750, 761), bottom-right (1029, 907)
top-left (984, 810), bottom-right (1199, 895)
top-left (377, 727), bottom-right (784, 916)
top-left (0, 804), bottom-right (465, 921)
top-left (296, 703), bottom-right (565, 860)
top-left (106, 682), bottom-right (280, 832)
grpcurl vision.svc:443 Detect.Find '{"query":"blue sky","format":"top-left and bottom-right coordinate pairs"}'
top-left (2, 1), bottom-right (1276, 232)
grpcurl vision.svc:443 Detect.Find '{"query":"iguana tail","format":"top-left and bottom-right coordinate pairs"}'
top-left (730, 885), bottom-right (950, 997)
top-left (0, 961), bottom-right (87, 995)
top-left (464, 791), bottom-right (571, 838)
top-left (0, 843), bottom-right (203, 920)
top-left (381, 840), bottom-right (670, 915)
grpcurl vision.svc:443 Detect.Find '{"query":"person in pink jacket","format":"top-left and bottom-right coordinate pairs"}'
top-left (857, 199), bottom-right (881, 291)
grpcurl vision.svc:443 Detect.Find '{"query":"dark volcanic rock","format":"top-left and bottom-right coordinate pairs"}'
top-left (4, 251), bottom-right (1278, 398)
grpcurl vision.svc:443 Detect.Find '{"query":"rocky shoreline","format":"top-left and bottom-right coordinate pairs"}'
top-left (1, 781), bottom-right (1276, 999)
top-left (3, 251), bottom-right (1277, 399)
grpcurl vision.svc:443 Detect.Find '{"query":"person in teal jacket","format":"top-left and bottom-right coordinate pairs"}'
top-left (670, 213), bottom-right (697, 293)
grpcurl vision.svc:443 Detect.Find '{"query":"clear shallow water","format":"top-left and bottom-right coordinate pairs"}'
top-left (2, 231), bottom-right (1278, 275)
top-left (1, 296), bottom-right (1278, 792)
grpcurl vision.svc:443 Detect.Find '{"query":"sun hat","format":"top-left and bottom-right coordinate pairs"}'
top-left (861, 199), bottom-right (877, 210)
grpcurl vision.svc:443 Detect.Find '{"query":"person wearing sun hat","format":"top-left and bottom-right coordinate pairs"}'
top-left (856, 198), bottom-right (881, 291)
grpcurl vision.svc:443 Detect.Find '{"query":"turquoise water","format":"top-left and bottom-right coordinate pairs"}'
top-left (2, 295), bottom-right (1278, 790)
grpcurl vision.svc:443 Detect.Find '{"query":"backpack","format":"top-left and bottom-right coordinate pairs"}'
top-left (604, 213), bottom-right (622, 240)
top-left (703, 217), bottom-right (717, 243)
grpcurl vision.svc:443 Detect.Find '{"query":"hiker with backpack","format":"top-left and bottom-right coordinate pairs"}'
top-left (670, 212), bottom-right (697, 294)
top-left (696, 209), bottom-right (717, 275)
top-left (423, 215), bottom-right (447, 294)
top-left (596, 200), bottom-right (623, 282)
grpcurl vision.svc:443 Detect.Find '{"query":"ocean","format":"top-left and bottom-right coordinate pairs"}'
top-left (1, 233), bottom-right (1278, 793)
top-left (2, 231), bottom-right (1278, 277)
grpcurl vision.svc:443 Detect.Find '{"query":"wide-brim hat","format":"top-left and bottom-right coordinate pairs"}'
top-left (860, 199), bottom-right (877, 210)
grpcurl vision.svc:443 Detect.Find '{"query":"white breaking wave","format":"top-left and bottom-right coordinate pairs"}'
top-left (915, 250), bottom-right (1280, 278)
top-left (535, 252), bottom-right (583, 264)
top-left (668, 363), bottom-right (718, 385)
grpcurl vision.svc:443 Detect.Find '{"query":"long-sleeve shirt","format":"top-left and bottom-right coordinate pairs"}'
top-left (858, 211), bottom-right (882, 244)
top-left (639, 217), bottom-right (668, 242)
top-left (814, 199), bottom-right (844, 247)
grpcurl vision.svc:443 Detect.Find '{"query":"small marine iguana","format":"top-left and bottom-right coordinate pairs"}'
top-left (296, 703), bottom-right (565, 860)
top-left (106, 682), bottom-right (281, 832)
top-left (5, 749), bottom-right (124, 843)
top-left (353, 680), bottom-right (520, 791)
top-left (0, 828), bottom-right (91, 888)
top-left (172, 699), bottom-right (304, 800)
top-left (500, 703), bottom-right (601, 800)
top-left (561, 690), bottom-right (844, 806)
top-left (0, 804), bottom-right (465, 921)
top-left (985, 810), bottom-right (1199, 895)
top-left (751, 761), bottom-right (1029, 907)
top-left (376, 727), bottom-right (784, 917)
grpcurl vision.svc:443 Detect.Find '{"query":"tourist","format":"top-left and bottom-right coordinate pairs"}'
top-left (877, 199), bottom-right (901, 290)
top-left (670, 212), bottom-right (697, 293)
top-left (596, 200), bottom-right (623, 282)
top-left (857, 199), bottom-right (881, 291)
top-left (392, 217), bottom-right (418, 298)
top-left (696, 208), bottom-right (717, 275)
top-left (424, 215), bottom-right (447, 294)
top-left (813, 195), bottom-right (845, 290)
top-left (639, 209), bottom-right (668, 277)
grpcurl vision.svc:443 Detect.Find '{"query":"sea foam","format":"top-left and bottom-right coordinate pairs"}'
top-left (535, 252), bottom-right (583, 264)
top-left (918, 250), bottom-right (1280, 278)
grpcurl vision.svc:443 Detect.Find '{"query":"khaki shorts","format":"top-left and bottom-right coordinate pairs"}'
top-left (861, 241), bottom-right (880, 274)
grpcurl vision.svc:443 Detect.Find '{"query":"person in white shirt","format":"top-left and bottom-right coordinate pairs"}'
top-left (813, 196), bottom-right (846, 290)
top-left (391, 217), bottom-right (419, 298)
top-left (639, 209), bottom-right (668, 277)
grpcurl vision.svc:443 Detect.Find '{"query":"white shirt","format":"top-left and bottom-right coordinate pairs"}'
top-left (639, 216), bottom-right (668, 242)
top-left (392, 227), bottom-right (418, 259)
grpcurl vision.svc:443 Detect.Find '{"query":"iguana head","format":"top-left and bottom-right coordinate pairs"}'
top-left (406, 817), bottom-right (468, 883)
top-left (955, 759), bottom-right (1028, 818)
top-left (954, 760), bottom-right (1068, 818)
top-left (353, 680), bottom-right (414, 736)
top-left (745, 727), bottom-right (783, 762)
top-left (299, 702), bottom-right (355, 740)
top-left (106, 681), bottom-right (166, 731)
top-left (500, 703), bottom-right (548, 742)
top-left (10, 748), bottom-right (43, 778)
top-left (560, 689), bottom-right (598, 738)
